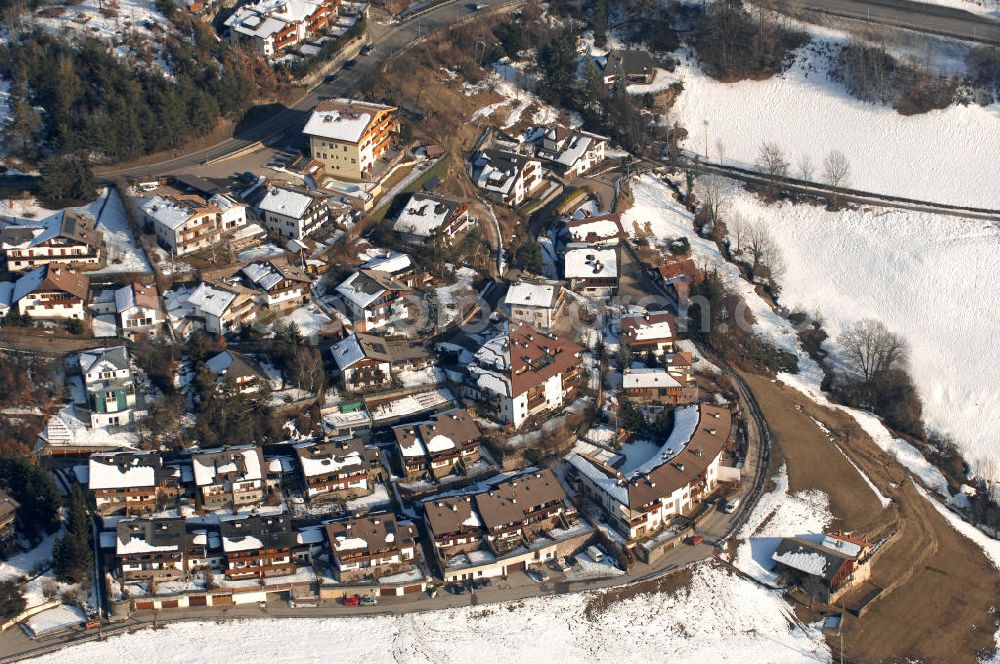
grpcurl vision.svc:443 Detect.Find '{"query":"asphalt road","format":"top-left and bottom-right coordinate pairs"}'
top-left (95, 0), bottom-right (517, 180)
top-left (771, 0), bottom-right (1000, 44)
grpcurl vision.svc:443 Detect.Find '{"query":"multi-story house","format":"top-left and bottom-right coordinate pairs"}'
top-left (502, 280), bottom-right (565, 331)
top-left (335, 269), bottom-right (411, 333)
top-left (225, 0), bottom-right (340, 58)
top-left (622, 368), bottom-right (696, 406)
top-left (619, 311), bottom-right (676, 357)
top-left (475, 470), bottom-right (571, 554)
top-left (393, 410), bottom-right (482, 480)
top-left (168, 281), bottom-right (258, 336)
top-left (330, 332), bottom-right (431, 392)
top-left (79, 346), bottom-right (137, 428)
top-left (141, 193), bottom-right (247, 257)
top-left (568, 404), bottom-right (732, 541)
top-left (88, 451), bottom-right (175, 516)
top-left (294, 438), bottom-right (382, 503)
top-left (422, 495), bottom-right (485, 559)
top-left (219, 512), bottom-right (297, 580)
top-left (563, 244), bottom-right (619, 298)
top-left (89, 282), bottom-right (163, 340)
top-left (325, 512), bottom-right (417, 582)
top-left (601, 49), bottom-right (657, 86)
top-left (240, 260), bottom-right (311, 310)
top-left (0, 210), bottom-right (102, 272)
top-left (116, 517), bottom-right (187, 583)
top-left (392, 193), bottom-right (471, 245)
top-left (471, 149), bottom-right (543, 207)
top-left (465, 322), bottom-right (582, 429)
top-left (254, 184), bottom-right (330, 241)
top-left (533, 125), bottom-right (608, 179)
top-left (192, 446), bottom-right (266, 511)
top-left (204, 350), bottom-right (268, 393)
top-left (11, 264), bottom-right (89, 320)
top-left (304, 99), bottom-right (398, 181)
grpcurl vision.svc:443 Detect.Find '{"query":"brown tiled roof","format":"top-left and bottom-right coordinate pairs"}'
top-left (620, 311), bottom-right (676, 345)
top-left (475, 469), bottom-right (566, 530)
top-left (658, 258), bottom-right (702, 284)
top-left (39, 265), bottom-right (89, 300)
top-left (423, 495), bottom-right (481, 537)
top-left (325, 512), bottom-right (416, 556)
top-left (508, 322), bottom-right (583, 396)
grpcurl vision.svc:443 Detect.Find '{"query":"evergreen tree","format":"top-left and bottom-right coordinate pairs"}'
top-left (518, 237), bottom-right (544, 274)
top-left (38, 154), bottom-right (95, 207)
top-left (0, 454), bottom-right (60, 537)
top-left (3, 79), bottom-right (42, 158)
top-left (52, 485), bottom-right (91, 584)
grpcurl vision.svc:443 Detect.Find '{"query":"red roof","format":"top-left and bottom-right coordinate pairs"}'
top-left (658, 258), bottom-right (702, 284)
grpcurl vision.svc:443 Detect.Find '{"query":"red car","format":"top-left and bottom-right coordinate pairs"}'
top-left (689, 535), bottom-right (705, 546)
top-left (342, 594), bottom-right (361, 606)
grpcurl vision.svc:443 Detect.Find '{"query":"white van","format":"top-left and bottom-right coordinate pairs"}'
top-left (586, 545), bottom-right (604, 563)
top-left (722, 497), bottom-right (741, 514)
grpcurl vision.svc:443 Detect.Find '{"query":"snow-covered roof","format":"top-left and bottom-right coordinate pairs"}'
top-left (298, 448), bottom-right (363, 477)
top-left (335, 270), bottom-right (404, 309)
top-left (820, 535), bottom-right (863, 558)
top-left (622, 368), bottom-right (681, 390)
top-left (504, 281), bottom-right (559, 308)
top-left (425, 434), bottom-right (455, 453)
top-left (241, 262), bottom-right (284, 291)
top-left (187, 283), bottom-right (238, 318)
top-left (568, 454), bottom-right (628, 506)
top-left (564, 245), bottom-right (618, 279)
top-left (258, 186), bottom-right (317, 220)
top-left (222, 535), bottom-right (264, 553)
top-left (330, 334), bottom-right (366, 370)
top-left (392, 194), bottom-right (460, 239)
top-left (141, 195), bottom-right (196, 231)
top-left (89, 452), bottom-right (158, 490)
top-left (192, 447), bottom-right (264, 486)
top-left (118, 536), bottom-right (178, 555)
top-left (772, 549), bottom-right (830, 577)
top-left (361, 251), bottom-right (412, 275)
top-left (629, 405), bottom-right (701, 478)
top-left (303, 99), bottom-right (395, 143)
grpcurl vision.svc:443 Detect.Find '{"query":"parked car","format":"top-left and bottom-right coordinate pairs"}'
top-left (526, 569), bottom-right (544, 583)
top-left (342, 594), bottom-right (361, 606)
top-left (81, 620), bottom-right (101, 629)
top-left (471, 578), bottom-right (492, 589)
top-left (586, 545), bottom-right (604, 563)
top-left (359, 595), bottom-right (377, 606)
top-left (555, 556), bottom-right (571, 572)
top-left (445, 583), bottom-right (467, 595)
top-left (689, 534), bottom-right (705, 546)
top-left (342, 59), bottom-right (357, 69)
top-left (324, 73), bottom-right (339, 83)
top-left (360, 44), bottom-right (375, 55)
top-left (722, 497), bottom-right (741, 514)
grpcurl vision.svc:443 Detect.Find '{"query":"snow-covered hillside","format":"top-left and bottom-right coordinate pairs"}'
top-left (725, 190), bottom-right (1000, 479)
top-left (669, 41), bottom-right (1000, 209)
top-left (30, 564), bottom-right (831, 664)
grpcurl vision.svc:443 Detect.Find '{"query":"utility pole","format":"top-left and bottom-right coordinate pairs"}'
top-left (703, 120), bottom-right (709, 159)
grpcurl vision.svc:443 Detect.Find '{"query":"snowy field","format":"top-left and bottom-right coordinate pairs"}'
top-left (30, 562), bottom-right (830, 664)
top-left (669, 40), bottom-right (1000, 208)
top-left (726, 189), bottom-right (1000, 480)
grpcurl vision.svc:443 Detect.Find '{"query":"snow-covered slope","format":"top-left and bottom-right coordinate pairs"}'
top-left (30, 564), bottom-right (831, 664)
top-left (669, 41), bottom-right (1000, 209)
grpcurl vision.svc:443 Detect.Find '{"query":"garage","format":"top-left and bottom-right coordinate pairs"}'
top-left (379, 587), bottom-right (396, 597)
top-left (190, 595), bottom-right (207, 607)
top-left (161, 599), bottom-right (179, 609)
top-left (507, 561), bottom-right (527, 572)
top-left (134, 600), bottom-right (154, 611)
top-left (212, 594), bottom-right (234, 606)
top-left (403, 584), bottom-right (422, 595)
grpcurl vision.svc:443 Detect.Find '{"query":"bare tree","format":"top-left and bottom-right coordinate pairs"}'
top-left (837, 319), bottom-right (909, 386)
top-left (822, 149), bottom-right (851, 188)
top-left (697, 175), bottom-right (732, 227)
top-left (730, 216), bottom-right (786, 288)
top-left (756, 142), bottom-right (789, 178)
top-left (797, 154), bottom-right (814, 181)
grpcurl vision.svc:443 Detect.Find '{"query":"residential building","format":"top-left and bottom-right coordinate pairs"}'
top-left (360, 250), bottom-right (422, 288)
top-left (304, 99), bottom-right (399, 181)
top-left (621, 367), bottom-right (696, 406)
top-left (602, 49), bottom-right (656, 86)
top-left (563, 244), bottom-right (619, 298)
top-left (11, 265), bottom-right (89, 320)
top-left (219, 512), bottom-right (297, 580)
top-left (471, 149), bottom-right (543, 207)
top-left (392, 193), bottom-right (471, 244)
top-left (225, 0), bottom-right (340, 57)
top-left (334, 269), bottom-right (411, 333)
top-left (475, 469), bottom-right (571, 554)
top-left (533, 125), bottom-right (608, 179)
top-left (79, 346), bottom-right (137, 428)
top-left (393, 410), bottom-right (482, 480)
top-left (89, 282), bottom-right (163, 340)
top-left (240, 260), bottom-right (311, 310)
top-left (502, 280), bottom-right (565, 331)
top-left (254, 184), bottom-right (331, 241)
top-left (0, 210), bottom-right (102, 273)
top-left (465, 322), bottom-right (582, 429)
top-left (330, 332), bottom-right (431, 391)
top-left (325, 512), bottom-right (417, 582)
top-left (141, 193), bottom-right (248, 257)
top-left (0, 490), bottom-right (19, 543)
top-left (204, 350), bottom-right (268, 393)
top-left (294, 438), bottom-right (382, 503)
top-left (564, 213), bottom-right (624, 246)
top-left (658, 258), bottom-right (702, 304)
top-left (167, 281), bottom-right (258, 336)
top-left (772, 533), bottom-right (872, 603)
top-left (192, 446), bottom-right (266, 511)
top-left (422, 495), bottom-right (484, 558)
top-left (619, 311), bottom-right (675, 357)
top-left (568, 404), bottom-right (733, 541)
top-left (116, 517), bottom-right (187, 582)
top-left (88, 451), bottom-right (174, 516)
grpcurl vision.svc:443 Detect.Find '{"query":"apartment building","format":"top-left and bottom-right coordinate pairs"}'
top-left (294, 438), bottom-right (382, 503)
top-left (393, 410), bottom-right (482, 480)
top-left (304, 99), bottom-right (398, 181)
top-left (88, 451), bottom-right (175, 516)
top-left (325, 512), bottom-right (417, 582)
top-left (192, 446), bottom-right (266, 511)
top-left (79, 346), bottom-right (137, 428)
top-left (10, 264), bottom-right (89, 320)
top-left (0, 210), bottom-right (102, 272)
top-left (141, 192), bottom-right (247, 256)
top-left (254, 184), bottom-right (331, 241)
top-left (334, 269), bottom-right (411, 333)
top-left (219, 512), bottom-right (297, 580)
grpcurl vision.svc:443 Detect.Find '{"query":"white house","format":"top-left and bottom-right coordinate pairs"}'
top-left (471, 149), bottom-right (544, 207)
top-left (502, 280), bottom-right (565, 331)
top-left (90, 282), bottom-right (163, 340)
top-left (335, 269), bottom-right (411, 333)
top-left (240, 260), bottom-right (311, 310)
top-left (256, 185), bottom-right (330, 241)
top-left (392, 193), bottom-right (471, 244)
top-left (165, 282), bottom-right (257, 336)
top-left (534, 125), bottom-right (608, 179)
top-left (79, 346), bottom-right (137, 428)
top-left (11, 265), bottom-right (89, 320)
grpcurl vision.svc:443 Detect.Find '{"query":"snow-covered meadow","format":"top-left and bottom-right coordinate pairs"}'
top-left (29, 563), bottom-right (831, 664)
top-left (668, 39), bottom-right (1000, 208)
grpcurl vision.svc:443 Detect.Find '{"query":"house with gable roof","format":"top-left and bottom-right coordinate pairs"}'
top-left (240, 259), bottom-right (311, 310)
top-left (392, 193), bottom-right (471, 245)
top-left (304, 99), bottom-right (399, 181)
top-left (294, 437), bottom-right (382, 502)
top-left (0, 209), bottom-right (103, 272)
top-left (90, 282), bottom-right (163, 340)
top-left (334, 269), bottom-right (411, 333)
top-left (192, 446), bottom-right (266, 511)
top-left (10, 264), bottom-right (89, 320)
top-left (78, 346), bottom-right (138, 428)
top-left (325, 511), bottom-right (418, 582)
top-left (392, 409), bottom-right (482, 480)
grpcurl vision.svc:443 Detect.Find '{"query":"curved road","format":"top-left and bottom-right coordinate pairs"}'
top-left (771, 0), bottom-right (1000, 44)
top-left (95, 0), bottom-right (518, 180)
